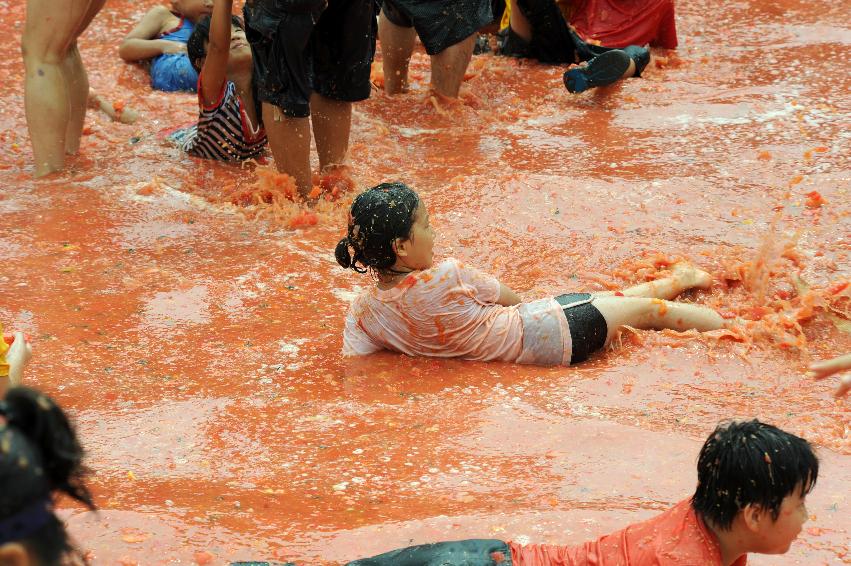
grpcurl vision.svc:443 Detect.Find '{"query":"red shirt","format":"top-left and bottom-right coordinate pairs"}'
top-left (568, 0), bottom-right (678, 49)
top-left (509, 500), bottom-right (747, 566)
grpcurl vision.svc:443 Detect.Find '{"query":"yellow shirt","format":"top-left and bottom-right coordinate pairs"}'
top-left (499, 0), bottom-right (575, 31)
top-left (0, 322), bottom-right (9, 378)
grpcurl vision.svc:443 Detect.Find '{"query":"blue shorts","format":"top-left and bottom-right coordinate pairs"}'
top-left (150, 52), bottom-right (198, 92)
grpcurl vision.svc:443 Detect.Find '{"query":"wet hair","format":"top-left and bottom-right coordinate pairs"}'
top-left (691, 419), bottom-right (818, 530)
top-left (187, 14), bottom-right (245, 73)
top-left (0, 387), bottom-right (95, 564)
top-left (335, 182), bottom-right (421, 275)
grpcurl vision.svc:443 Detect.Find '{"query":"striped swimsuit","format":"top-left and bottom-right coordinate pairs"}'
top-left (179, 79), bottom-right (267, 162)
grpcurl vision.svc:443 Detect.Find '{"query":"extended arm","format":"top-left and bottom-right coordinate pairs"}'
top-left (199, 0), bottom-right (233, 107)
top-left (119, 6), bottom-right (183, 61)
top-left (808, 352), bottom-right (851, 398)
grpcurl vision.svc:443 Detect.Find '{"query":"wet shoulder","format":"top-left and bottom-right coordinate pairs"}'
top-left (410, 258), bottom-right (466, 290)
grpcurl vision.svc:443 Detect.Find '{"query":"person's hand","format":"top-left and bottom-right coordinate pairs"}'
top-left (6, 333), bottom-right (32, 387)
top-left (160, 40), bottom-right (187, 55)
top-left (807, 353), bottom-right (851, 398)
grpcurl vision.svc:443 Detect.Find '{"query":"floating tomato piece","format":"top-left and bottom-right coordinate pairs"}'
top-left (804, 191), bottom-right (826, 208)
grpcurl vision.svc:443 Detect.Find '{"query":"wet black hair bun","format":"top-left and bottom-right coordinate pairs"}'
top-left (335, 237), bottom-right (353, 269)
top-left (336, 182), bottom-right (420, 275)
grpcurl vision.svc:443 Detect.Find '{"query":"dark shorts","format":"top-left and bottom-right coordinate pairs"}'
top-left (244, 0), bottom-right (378, 118)
top-left (501, 0), bottom-right (649, 75)
top-left (345, 539), bottom-right (512, 565)
top-left (382, 0), bottom-right (493, 55)
top-left (557, 293), bottom-right (608, 364)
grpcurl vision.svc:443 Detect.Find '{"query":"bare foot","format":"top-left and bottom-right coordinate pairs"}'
top-left (88, 91), bottom-right (140, 124)
top-left (6, 333), bottom-right (33, 387)
top-left (672, 263), bottom-right (713, 290)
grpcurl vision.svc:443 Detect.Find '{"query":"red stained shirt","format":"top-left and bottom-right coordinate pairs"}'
top-left (509, 500), bottom-right (747, 566)
top-left (568, 0), bottom-right (678, 49)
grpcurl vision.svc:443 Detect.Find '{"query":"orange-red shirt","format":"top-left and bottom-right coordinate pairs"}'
top-left (509, 500), bottom-right (747, 566)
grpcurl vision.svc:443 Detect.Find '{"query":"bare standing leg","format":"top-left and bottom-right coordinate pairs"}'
top-left (378, 10), bottom-right (416, 94)
top-left (63, 0), bottom-right (105, 155)
top-left (23, 0), bottom-right (104, 176)
top-left (429, 34), bottom-right (476, 98)
top-left (311, 93), bottom-right (352, 172)
top-left (61, 43), bottom-right (89, 155)
top-left (262, 102), bottom-right (313, 198)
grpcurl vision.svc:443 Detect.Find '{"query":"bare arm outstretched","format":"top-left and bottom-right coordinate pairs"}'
top-left (119, 6), bottom-right (184, 61)
top-left (808, 353), bottom-right (851, 398)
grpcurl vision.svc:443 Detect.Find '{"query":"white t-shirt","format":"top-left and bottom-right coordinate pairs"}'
top-left (343, 258), bottom-right (572, 365)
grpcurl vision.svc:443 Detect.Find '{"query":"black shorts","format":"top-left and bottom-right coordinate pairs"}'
top-left (502, 0), bottom-right (649, 75)
top-left (345, 539), bottom-right (512, 565)
top-left (382, 0), bottom-right (493, 55)
top-left (557, 293), bottom-right (608, 364)
top-left (244, 0), bottom-right (378, 118)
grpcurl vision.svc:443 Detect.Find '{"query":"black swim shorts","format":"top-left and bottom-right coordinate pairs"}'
top-left (381, 0), bottom-right (494, 55)
top-left (244, 0), bottom-right (378, 118)
top-left (557, 293), bottom-right (608, 364)
top-left (345, 539), bottom-right (513, 565)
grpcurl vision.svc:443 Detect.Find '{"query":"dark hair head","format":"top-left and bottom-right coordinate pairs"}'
top-left (335, 182), bottom-right (421, 275)
top-left (692, 419), bottom-right (818, 530)
top-left (187, 15), bottom-right (245, 73)
top-left (0, 387), bottom-right (94, 563)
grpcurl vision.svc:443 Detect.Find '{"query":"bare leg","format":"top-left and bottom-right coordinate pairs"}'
top-left (310, 93), bottom-right (351, 171)
top-left (62, 43), bottom-right (89, 155)
top-left (64, 0), bottom-right (105, 154)
top-left (22, 0), bottom-right (102, 176)
top-left (621, 60), bottom-right (636, 79)
top-left (593, 296), bottom-right (724, 345)
top-left (508, 1), bottom-right (533, 41)
top-left (378, 10), bottom-right (416, 94)
top-left (430, 34), bottom-right (476, 98)
top-left (262, 102), bottom-right (313, 198)
top-left (617, 263), bottom-right (712, 300)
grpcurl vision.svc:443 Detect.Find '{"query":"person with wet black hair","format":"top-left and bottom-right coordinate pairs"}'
top-left (0, 387), bottom-right (95, 565)
top-left (336, 182), bottom-right (726, 366)
top-left (345, 419), bottom-right (819, 565)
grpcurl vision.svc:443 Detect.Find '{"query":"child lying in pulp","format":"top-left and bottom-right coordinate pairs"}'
top-left (119, 0), bottom-right (213, 92)
top-left (336, 182), bottom-right (725, 365)
top-left (347, 420), bottom-right (818, 565)
top-left (170, 0), bottom-right (266, 162)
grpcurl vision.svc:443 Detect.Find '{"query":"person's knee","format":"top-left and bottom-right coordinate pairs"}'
top-left (21, 33), bottom-right (68, 66)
